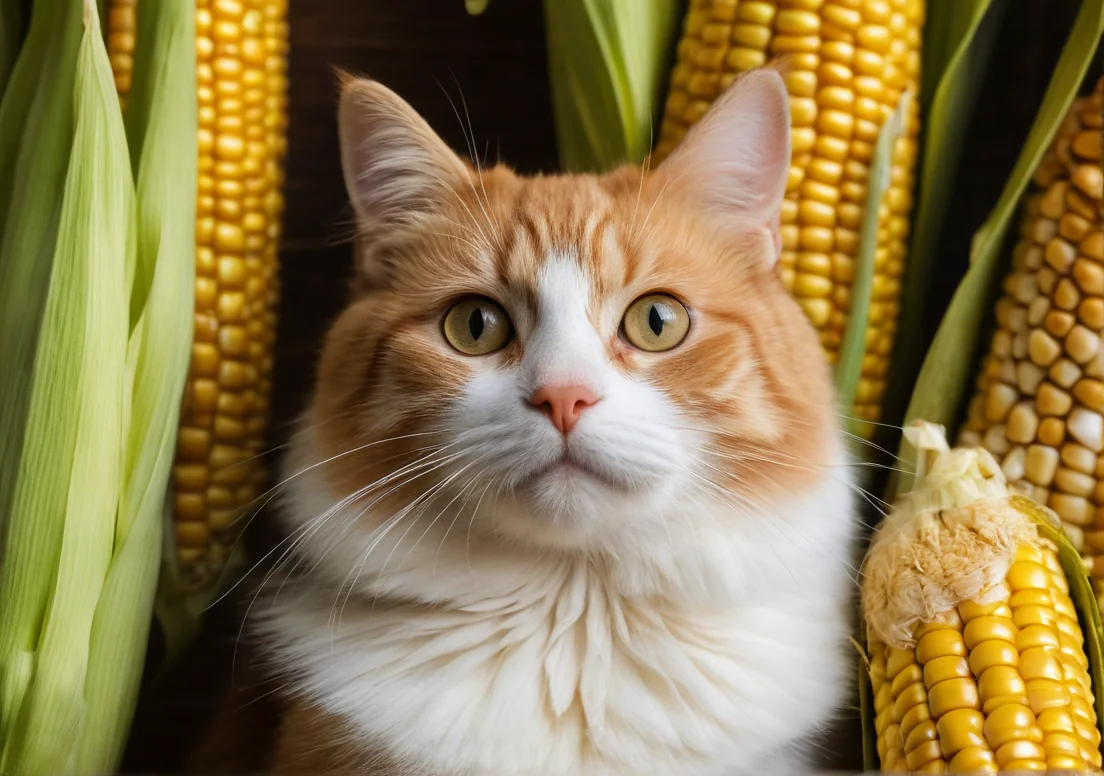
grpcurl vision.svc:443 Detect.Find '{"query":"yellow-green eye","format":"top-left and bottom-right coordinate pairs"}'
top-left (443, 297), bottom-right (513, 355)
top-left (621, 293), bottom-right (690, 352)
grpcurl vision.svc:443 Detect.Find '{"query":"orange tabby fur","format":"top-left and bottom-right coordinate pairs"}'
top-left (311, 161), bottom-right (835, 536)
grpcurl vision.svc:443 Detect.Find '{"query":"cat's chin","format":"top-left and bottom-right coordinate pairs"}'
top-left (493, 458), bottom-right (667, 549)
top-left (518, 453), bottom-right (623, 492)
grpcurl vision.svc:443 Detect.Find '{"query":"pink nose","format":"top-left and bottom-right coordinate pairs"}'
top-left (528, 385), bottom-right (599, 435)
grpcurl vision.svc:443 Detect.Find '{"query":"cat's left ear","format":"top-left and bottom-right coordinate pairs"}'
top-left (655, 68), bottom-right (790, 264)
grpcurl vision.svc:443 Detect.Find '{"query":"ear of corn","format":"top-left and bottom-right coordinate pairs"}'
top-left (654, 0), bottom-right (925, 434)
top-left (75, 0), bottom-right (196, 768)
top-left (897, 0), bottom-right (1104, 469)
top-left (105, 0), bottom-right (290, 601)
top-left (0, 1), bottom-right (135, 771)
top-left (957, 76), bottom-right (1104, 602)
top-left (862, 420), bottom-right (1104, 773)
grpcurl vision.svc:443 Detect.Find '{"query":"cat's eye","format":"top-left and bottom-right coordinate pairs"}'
top-left (443, 297), bottom-right (513, 355)
top-left (621, 293), bottom-right (690, 352)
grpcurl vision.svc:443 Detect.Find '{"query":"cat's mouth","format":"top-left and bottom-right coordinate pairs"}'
top-left (521, 450), bottom-right (624, 490)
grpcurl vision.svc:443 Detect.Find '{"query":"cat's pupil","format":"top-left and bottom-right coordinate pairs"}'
top-left (469, 308), bottom-right (485, 340)
top-left (648, 305), bottom-right (664, 336)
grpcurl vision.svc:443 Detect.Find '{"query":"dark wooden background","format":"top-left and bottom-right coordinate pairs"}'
top-left (121, 0), bottom-right (1086, 771)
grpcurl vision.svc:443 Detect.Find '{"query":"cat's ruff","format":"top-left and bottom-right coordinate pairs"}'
top-left (260, 436), bottom-right (856, 775)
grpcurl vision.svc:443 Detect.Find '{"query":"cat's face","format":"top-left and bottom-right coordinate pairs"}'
top-left (302, 70), bottom-right (838, 554)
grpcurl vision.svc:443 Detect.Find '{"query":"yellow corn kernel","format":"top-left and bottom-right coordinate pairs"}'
top-left (105, 0), bottom-right (138, 105)
top-left (957, 78), bottom-right (1104, 606)
top-left (107, 0), bottom-right (289, 590)
top-left (863, 424), bottom-right (1102, 773)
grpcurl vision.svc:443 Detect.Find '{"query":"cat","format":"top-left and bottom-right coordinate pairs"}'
top-left (218, 67), bottom-right (860, 775)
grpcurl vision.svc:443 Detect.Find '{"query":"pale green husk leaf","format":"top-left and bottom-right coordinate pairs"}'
top-left (74, 0), bottom-right (197, 768)
top-left (541, 0), bottom-right (681, 172)
top-left (0, 2), bottom-right (134, 771)
top-left (0, 0), bottom-right (82, 549)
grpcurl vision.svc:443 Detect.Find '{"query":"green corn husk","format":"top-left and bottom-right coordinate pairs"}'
top-left (541, 0), bottom-right (682, 172)
top-left (464, 0), bottom-right (680, 172)
top-left (0, 0), bottom-right (83, 554)
top-left (75, 0), bottom-right (197, 768)
top-left (835, 91), bottom-right (911, 439)
top-left (881, 0), bottom-right (1005, 432)
top-left (0, 0), bottom-right (88, 748)
top-left (0, 2), bottom-right (134, 772)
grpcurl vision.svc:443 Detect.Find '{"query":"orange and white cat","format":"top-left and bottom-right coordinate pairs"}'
top-left (253, 68), bottom-right (858, 774)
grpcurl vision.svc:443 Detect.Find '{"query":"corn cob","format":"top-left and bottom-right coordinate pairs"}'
top-left (106, 0), bottom-right (289, 590)
top-left (958, 77), bottom-right (1104, 607)
top-left (654, 0), bottom-right (924, 432)
top-left (106, 0), bottom-right (137, 105)
top-left (862, 421), bottom-right (1104, 773)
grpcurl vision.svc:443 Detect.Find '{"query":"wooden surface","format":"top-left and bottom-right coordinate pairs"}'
top-left (121, 0), bottom-right (1083, 772)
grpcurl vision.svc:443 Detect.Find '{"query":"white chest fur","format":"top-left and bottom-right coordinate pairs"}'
top-left (257, 471), bottom-right (857, 775)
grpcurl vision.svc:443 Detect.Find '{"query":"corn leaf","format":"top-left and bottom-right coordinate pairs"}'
top-left (74, 0), bottom-right (196, 769)
top-left (0, 2), bottom-right (133, 771)
top-left (835, 92), bottom-right (910, 436)
top-left (541, 0), bottom-right (682, 172)
top-left (894, 0), bottom-right (1104, 495)
top-left (883, 0), bottom-right (1005, 429)
top-left (0, 0), bottom-right (85, 748)
top-left (0, 0), bottom-right (21, 96)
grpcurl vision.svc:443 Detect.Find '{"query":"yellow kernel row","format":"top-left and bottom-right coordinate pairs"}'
top-left (869, 543), bottom-right (1101, 772)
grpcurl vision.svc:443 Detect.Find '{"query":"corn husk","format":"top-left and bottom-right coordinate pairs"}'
top-left (0, 2), bottom-right (133, 771)
top-left (0, 0), bottom-right (195, 770)
top-left (541, 0), bottom-right (682, 172)
top-left (464, 0), bottom-right (681, 172)
top-left (75, 0), bottom-right (196, 768)
top-left (0, 0), bottom-right (83, 549)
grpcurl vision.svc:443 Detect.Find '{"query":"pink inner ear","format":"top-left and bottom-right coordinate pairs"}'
top-left (654, 70), bottom-right (791, 255)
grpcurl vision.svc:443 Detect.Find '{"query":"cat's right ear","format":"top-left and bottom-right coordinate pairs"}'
top-left (338, 75), bottom-right (470, 278)
top-left (654, 68), bottom-right (791, 265)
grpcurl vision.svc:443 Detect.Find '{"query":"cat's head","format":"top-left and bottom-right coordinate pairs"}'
top-left (295, 69), bottom-right (840, 558)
